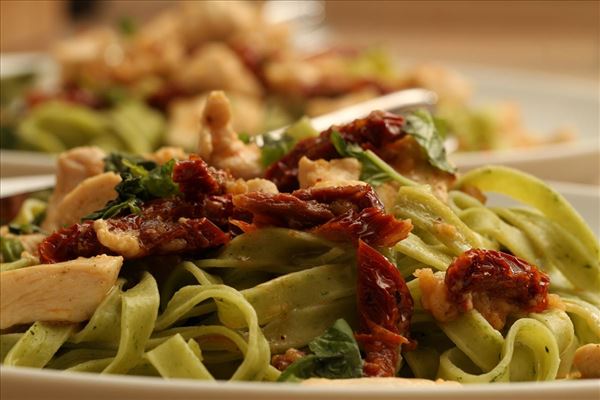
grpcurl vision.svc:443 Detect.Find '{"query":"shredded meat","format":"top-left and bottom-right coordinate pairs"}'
top-left (355, 240), bottom-right (414, 377)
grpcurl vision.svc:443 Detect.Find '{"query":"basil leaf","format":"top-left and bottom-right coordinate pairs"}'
top-left (330, 131), bottom-right (417, 187)
top-left (1, 236), bottom-right (24, 262)
top-left (404, 109), bottom-right (456, 174)
top-left (83, 154), bottom-right (178, 220)
top-left (278, 319), bottom-right (363, 382)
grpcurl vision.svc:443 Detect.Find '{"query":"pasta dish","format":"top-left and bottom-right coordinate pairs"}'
top-left (1, 92), bottom-right (598, 384)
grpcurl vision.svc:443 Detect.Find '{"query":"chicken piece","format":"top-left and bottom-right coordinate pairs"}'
top-left (179, 0), bottom-right (259, 48)
top-left (51, 146), bottom-right (106, 203)
top-left (0, 255), bottom-right (123, 329)
top-left (146, 146), bottom-right (188, 165)
top-left (175, 43), bottom-right (262, 97)
top-left (408, 63), bottom-right (472, 106)
top-left (414, 268), bottom-right (460, 322)
top-left (42, 172), bottom-right (121, 232)
top-left (93, 219), bottom-right (141, 259)
top-left (166, 93), bottom-right (265, 151)
top-left (573, 344), bottom-right (600, 379)
top-left (226, 178), bottom-right (279, 195)
top-left (198, 91), bottom-right (262, 179)
top-left (297, 156), bottom-right (362, 189)
top-left (53, 27), bottom-right (121, 87)
top-left (43, 146), bottom-right (106, 232)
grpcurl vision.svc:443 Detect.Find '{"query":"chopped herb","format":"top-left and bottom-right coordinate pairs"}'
top-left (330, 131), bottom-right (417, 187)
top-left (278, 319), bottom-right (363, 382)
top-left (1, 236), bottom-right (24, 262)
top-left (404, 109), bottom-right (456, 174)
top-left (83, 154), bottom-right (178, 220)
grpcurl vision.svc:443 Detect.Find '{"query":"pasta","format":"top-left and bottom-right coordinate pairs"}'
top-left (0, 103), bottom-right (598, 385)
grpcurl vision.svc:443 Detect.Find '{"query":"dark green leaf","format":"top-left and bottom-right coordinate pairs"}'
top-left (1, 236), bottom-right (24, 262)
top-left (104, 153), bottom-right (156, 174)
top-left (140, 159), bottom-right (179, 198)
top-left (83, 153), bottom-right (177, 220)
top-left (404, 109), bottom-right (456, 174)
top-left (8, 223), bottom-right (44, 235)
top-left (330, 131), bottom-right (417, 187)
top-left (278, 319), bottom-right (363, 382)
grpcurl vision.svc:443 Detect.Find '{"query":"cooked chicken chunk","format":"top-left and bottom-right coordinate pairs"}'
top-left (179, 0), bottom-right (259, 47)
top-left (175, 43), bottom-right (262, 97)
top-left (226, 178), bottom-right (279, 195)
top-left (51, 146), bottom-right (106, 203)
top-left (166, 93), bottom-right (264, 151)
top-left (146, 146), bottom-right (188, 165)
top-left (573, 343), bottom-right (600, 379)
top-left (0, 255), bottom-right (123, 329)
top-left (93, 219), bottom-right (142, 259)
top-left (198, 91), bottom-right (262, 179)
top-left (43, 172), bottom-right (121, 232)
top-left (298, 156), bottom-right (362, 189)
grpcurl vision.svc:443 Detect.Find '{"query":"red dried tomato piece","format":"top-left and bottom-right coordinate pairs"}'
top-left (265, 111), bottom-right (406, 191)
top-left (39, 221), bottom-right (111, 264)
top-left (232, 192), bottom-right (334, 230)
top-left (38, 197), bottom-right (230, 263)
top-left (445, 249), bottom-right (550, 313)
top-left (312, 207), bottom-right (412, 248)
top-left (292, 184), bottom-right (383, 212)
top-left (355, 240), bottom-right (414, 377)
top-left (173, 155), bottom-right (228, 200)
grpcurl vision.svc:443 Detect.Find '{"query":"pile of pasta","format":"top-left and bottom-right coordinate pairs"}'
top-left (1, 164), bottom-right (598, 383)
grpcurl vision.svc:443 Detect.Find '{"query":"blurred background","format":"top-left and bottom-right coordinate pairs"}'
top-left (1, 0), bottom-right (598, 79)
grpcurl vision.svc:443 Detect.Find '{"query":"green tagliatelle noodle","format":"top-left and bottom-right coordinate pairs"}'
top-left (1, 166), bottom-right (599, 384)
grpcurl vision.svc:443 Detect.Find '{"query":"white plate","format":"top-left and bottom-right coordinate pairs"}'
top-left (449, 64), bottom-right (599, 184)
top-left (1, 55), bottom-right (599, 182)
top-left (1, 181), bottom-right (598, 399)
top-left (1, 366), bottom-right (599, 400)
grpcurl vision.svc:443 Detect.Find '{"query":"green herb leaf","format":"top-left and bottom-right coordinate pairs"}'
top-left (330, 131), bottom-right (417, 187)
top-left (404, 109), bottom-right (456, 174)
top-left (278, 319), bottom-right (363, 382)
top-left (83, 154), bottom-right (178, 220)
top-left (1, 236), bottom-right (24, 262)
top-left (8, 223), bottom-right (44, 235)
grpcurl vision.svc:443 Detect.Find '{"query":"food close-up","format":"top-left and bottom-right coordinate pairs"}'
top-left (0, 1), bottom-right (598, 400)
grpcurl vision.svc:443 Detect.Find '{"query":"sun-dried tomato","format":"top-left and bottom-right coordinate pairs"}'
top-left (265, 111), bottom-right (406, 191)
top-left (39, 221), bottom-right (111, 264)
top-left (232, 192), bottom-right (334, 230)
top-left (355, 240), bottom-right (414, 377)
top-left (173, 155), bottom-right (228, 200)
top-left (312, 207), bottom-right (412, 248)
top-left (445, 249), bottom-right (550, 313)
top-left (234, 185), bottom-right (411, 247)
top-left (38, 198), bottom-right (230, 263)
top-left (292, 184), bottom-right (383, 212)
